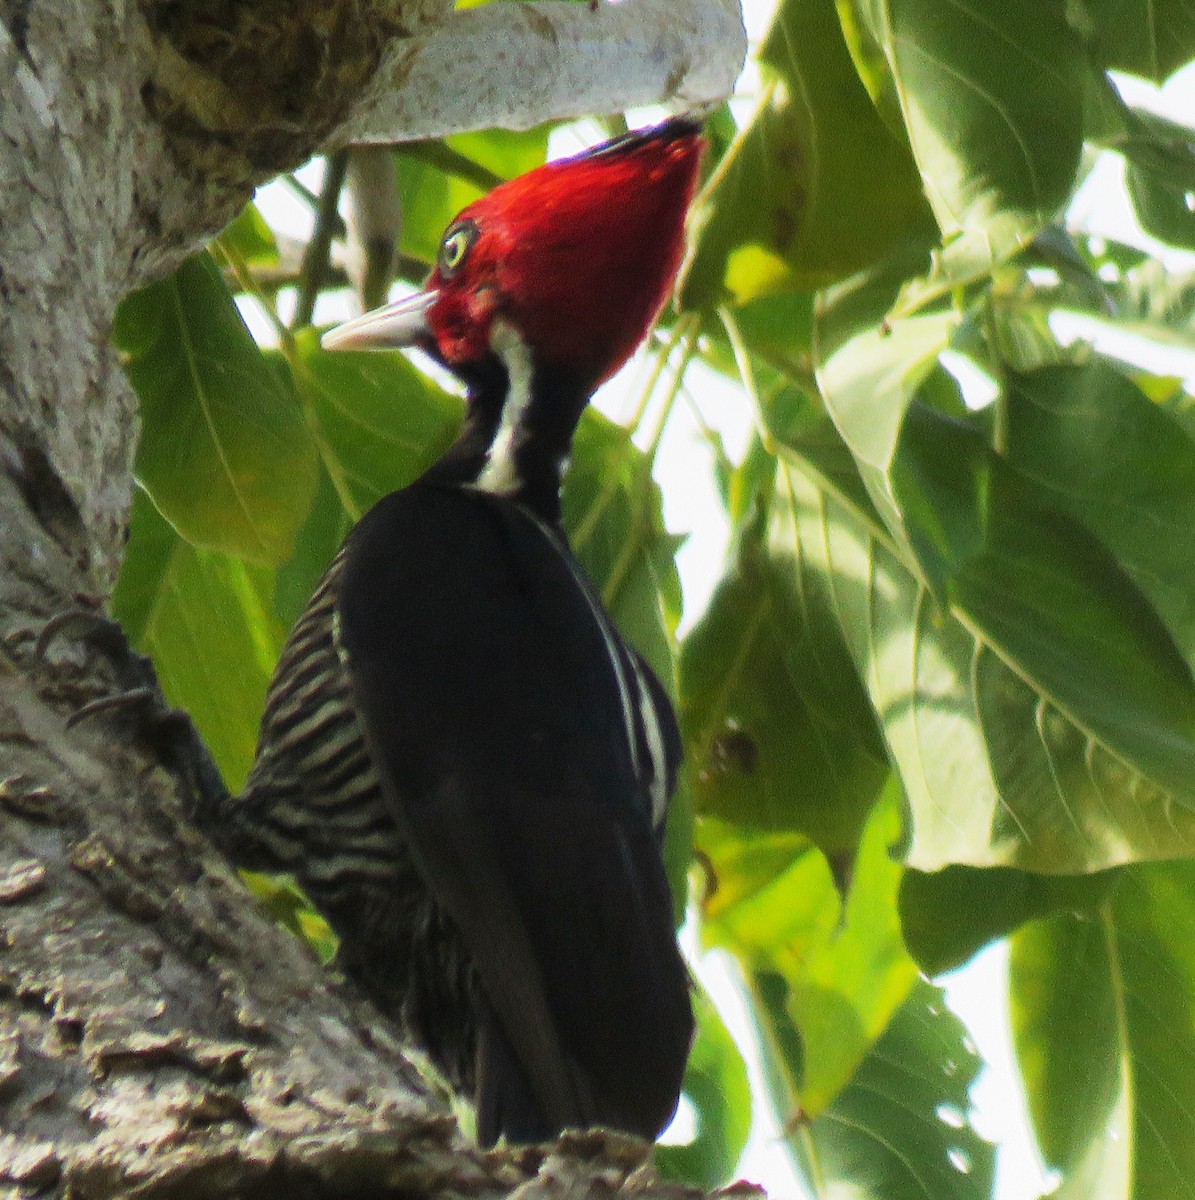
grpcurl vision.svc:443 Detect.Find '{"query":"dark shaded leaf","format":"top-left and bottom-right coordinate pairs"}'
top-left (1116, 108), bottom-right (1195, 250)
top-left (900, 864), bottom-right (1116, 976)
top-left (1127, 163), bottom-right (1195, 250)
top-left (1085, 0), bottom-right (1195, 80)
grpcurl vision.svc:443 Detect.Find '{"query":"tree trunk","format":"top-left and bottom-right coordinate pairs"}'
top-left (0, 1), bottom-right (746, 1194)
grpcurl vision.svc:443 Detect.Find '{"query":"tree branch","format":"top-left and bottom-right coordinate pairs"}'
top-left (336, 0), bottom-right (747, 144)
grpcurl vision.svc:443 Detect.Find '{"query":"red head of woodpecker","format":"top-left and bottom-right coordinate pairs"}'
top-left (325, 118), bottom-right (703, 392)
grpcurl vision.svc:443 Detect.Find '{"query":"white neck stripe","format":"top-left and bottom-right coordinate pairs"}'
top-left (476, 320), bottom-right (535, 495)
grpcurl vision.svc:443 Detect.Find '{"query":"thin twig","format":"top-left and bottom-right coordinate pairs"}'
top-left (281, 174), bottom-right (347, 238)
top-left (292, 151), bottom-right (350, 330)
top-left (644, 316), bottom-right (701, 463)
top-left (717, 305), bottom-right (763, 417)
top-left (212, 238), bottom-right (294, 353)
top-left (600, 320), bottom-right (701, 611)
top-left (624, 314), bottom-right (698, 434)
top-left (222, 253), bottom-right (430, 298)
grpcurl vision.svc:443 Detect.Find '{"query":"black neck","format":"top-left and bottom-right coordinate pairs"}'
top-left (425, 356), bottom-right (592, 525)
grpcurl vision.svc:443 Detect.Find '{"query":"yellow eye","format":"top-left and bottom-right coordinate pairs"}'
top-left (439, 221), bottom-right (478, 277)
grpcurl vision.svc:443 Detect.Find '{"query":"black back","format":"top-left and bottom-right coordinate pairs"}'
top-left (337, 482), bottom-right (693, 1142)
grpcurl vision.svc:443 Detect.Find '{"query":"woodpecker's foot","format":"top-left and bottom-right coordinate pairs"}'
top-left (33, 608), bottom-right (156, 693)
top-left (27, 608), bottom-right (230, 825)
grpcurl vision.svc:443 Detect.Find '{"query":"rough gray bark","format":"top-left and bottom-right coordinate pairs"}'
top-left (0, 0), bottom-right (748, 1195)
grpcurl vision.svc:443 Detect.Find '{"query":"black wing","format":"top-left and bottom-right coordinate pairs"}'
top-left (337, 484), bottom-right (692, 1142)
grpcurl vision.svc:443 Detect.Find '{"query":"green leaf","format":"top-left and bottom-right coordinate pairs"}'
top-left (272, 464), bottom-right (354, 631)
top-left (1127, 162), bottom-right (1195, 250)
top-left (679, 0), bottom-right (931, 308)
top-left (788, 785), bottom-right (917, 1114)
top-left (656, 987), bottom-right (752, 1189)
top-left (816, 235), bottom-right (938, 356)
top-left (296, 329), bottom-right (462, 518)
top-left (1085, 0), bottom-right (1195, 80)
top-left (1111, 108), bottom-right (1195, 250)
top-left (396, 150), bottom-right (486, 267)
top-left (798, 977), bottom-right (995, 1200)
top-left (778, 461), bottom-right (1195, 871)
top-left (851, 0), bottom-right (1085, 282)
top-left (703, 786), bottom-right (917, 1117)
top-left (114, 252), bottom-right (319, 565)
top-left (1113, 108), bottom-right (1195, 191)
top-left (112, 487), bottom-right (285, 790)
top-left (1104, 268), bottom-right (1195, 349)
top-left (701, 292), bottom-right (816, 386)
top-left (111, 484), bottom-right (188, 647)
top-left (763, 380), bottom-right (883, 529)
top-left (243, 871), bottom-right (337, 962)
top-left (218, 202), bottom-right (280, 268)
top-left (895, 405), bottom-right (1195, 799)
top-left (818, 319), bottom-right (1195, 856)
top-left (714, 432), bottom-right (786, 530)
top-left (833, 0), bottom-right (905, 136)
top-left (900, 864), bottom-right (1116, 976)
top-left (815, 310), bottom-right (960, 554)
top-left (680, 494), bottom-right (888, 855)
top-left (448, 126), bottom-right (551, 181)
top-left (1011, 862), bottom-right (1195, 1198)
top-left (1006, 362), bottom-right (1195, 669)
top-left (564, 410), bottom-right (683, 648)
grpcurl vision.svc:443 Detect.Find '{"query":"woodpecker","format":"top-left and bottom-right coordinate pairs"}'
top-left (210, 119), bottom-right (702, 1146)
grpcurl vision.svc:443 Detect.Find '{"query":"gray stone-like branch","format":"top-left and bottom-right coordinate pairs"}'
top-left (339, 0), bottom-right (747, 143)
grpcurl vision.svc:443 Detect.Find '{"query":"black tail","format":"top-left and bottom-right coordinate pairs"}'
top-left (475, 1003), bottom-right (575, 1146)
